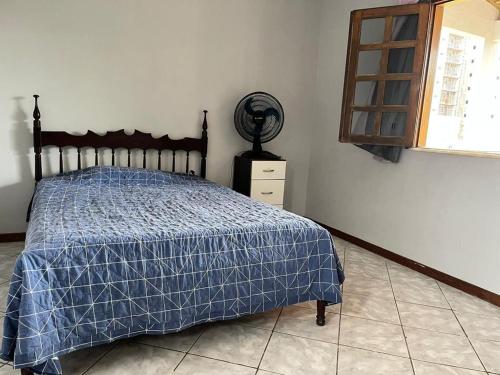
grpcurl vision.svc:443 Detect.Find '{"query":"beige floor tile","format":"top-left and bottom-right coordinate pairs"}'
top-left (343, 274), bottom-right (394, 300)
top-left (390, 273), bottom-right (439, 290)
top-left (175, 355), bottom-right (255, 375)
top-left (471, 339), bottom-right (500, 374)
top-left (0, 258), bottom-right (16, 281)
top-left (388, 263), bottom-right (438, 289)
top-left (260, 332), bottom-right (337, 375)
top-left (86, 342), bottom-right (183, 375)
top-left (333, 242), bottom-right (346, 264)
top-left (413, 360), bottom-right (486, 374)
top-left (0, 365), bottom-right (18, 375)
top-left (344, 260), bottom-right (389, 281)
top-left (397, 301), bottom-right (463, 335)
top-left (338, 253), bottom-right (345, 266)
top-left (60, 343), bottom-right (113, 375)
top-left (0, 254), bottom-right (16, 280)
top-left (345, 247), bottom-right (386, 267)
top-left (274, 305), bottom-right (339, 343)
top-left (439, 284), bottom-right (500, 318)
top-left (296, 300), bottom-right (341, 313)
top-left (333, 238), bottom-right (351, 254)
top-left (345, 243), bottom-right (366, 251)
top-left (456, 311), bottom-right (500, 342)
top-left (342, 292), bottom-right (400, 324)
top-left (235, 308), bottom-right (281, 330)
top-left (0, 283), bottom-right (10, 313)
top-left (337, 346), bottom-right (413, 375)
top-left (134, 325), bottom-right (204, 352)
top-left (0, 242), bottom-right (24, 258)
top-left (393, 283), bottom-right (450, 309)
top-left (189, 323), bottom-right (271, 367)
top-left (405, 327), bottom-right (483, 371)
top-left (339, 315), bottom-right (408, 357)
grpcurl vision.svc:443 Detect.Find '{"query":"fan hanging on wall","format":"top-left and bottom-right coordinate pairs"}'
top-left (234, 91), bottom-right (284, 160)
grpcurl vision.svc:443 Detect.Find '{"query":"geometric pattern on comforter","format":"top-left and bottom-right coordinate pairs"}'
top-left (1, 166), bottom-right (344, 374)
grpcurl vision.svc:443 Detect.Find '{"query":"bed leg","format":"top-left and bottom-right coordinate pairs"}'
top-left (316, 300), bottom-right (326, 326)
top-left (21, 369), bottom-right (34, 375)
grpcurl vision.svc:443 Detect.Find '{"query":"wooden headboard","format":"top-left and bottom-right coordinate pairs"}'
top-left (32, 95), bottom-right (208, 180)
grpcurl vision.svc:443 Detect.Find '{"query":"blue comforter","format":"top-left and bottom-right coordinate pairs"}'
top-left (1, 166), bottom-right (343, 374)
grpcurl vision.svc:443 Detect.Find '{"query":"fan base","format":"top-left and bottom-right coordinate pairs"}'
top-left (240, 150), bottom-right (282, 160)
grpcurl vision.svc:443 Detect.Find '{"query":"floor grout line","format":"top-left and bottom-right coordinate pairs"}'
top-left (132, 341), bottom-right (186, 354)
top-left (436, 282), bottom-right (489, 374)
top-left (392, 323), bottom-right (465, 337)
top-left (395, 298), bottom-right (455, 311)
top-left (337, 342), bottom-right (412, 359)
top-left (176, 351), bottom-right (259, 371)
top-left (340, 309), bottom-right (404, 327)
top-left (256, 307), bottom-right (283, 372)
top-left (81, 342), bottom-right (118, 375)
top-left (411, 357), bottom-right (491, 373)
top-left (334, 244), bottom-right (347, 375)
top-left (385, 259), bottom-right (416, 375)
top-left (172, 326), bottom-right (207, 372)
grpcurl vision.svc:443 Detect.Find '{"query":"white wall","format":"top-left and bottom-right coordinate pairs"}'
top-left (307, 0), bottom-right (500, 294)
top-left (0, 0), bottom-right (319, 232)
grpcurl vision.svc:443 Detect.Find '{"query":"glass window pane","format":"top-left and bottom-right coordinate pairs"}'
top-left (383, 80), bottom-right (411, 105)
top-left (357, 50), bottom-right (382, 75)
top-left (354, 81), bottom-right (378, 106)
top-left (351, 111), bottom-right (376, 135)
top-left (380, 112), bottom-right (407, 136)
top-left (391, 14), bottom-right (419, 41)
top-left (387, 48), bottom-right (415, 73)
top-left (360, 18), bottom-right (386, 44)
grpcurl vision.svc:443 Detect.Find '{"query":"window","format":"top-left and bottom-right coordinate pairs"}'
top-left (339, 0), bottom-right (500, 155)
top-left (419, 0), bottom-right (500, 153)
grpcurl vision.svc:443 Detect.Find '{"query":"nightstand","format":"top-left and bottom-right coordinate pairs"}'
top-left (232, 155), bottom-right (286, 209)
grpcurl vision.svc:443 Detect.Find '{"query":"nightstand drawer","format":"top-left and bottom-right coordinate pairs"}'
top-left (250, 180), bottom-right (285, 204)
top-left (251, 161), bottom-right (286, 180)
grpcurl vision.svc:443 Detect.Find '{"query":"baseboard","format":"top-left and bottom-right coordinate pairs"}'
top-left (315, 221), bottom-right (500, 308)
top-left (0, 232), bottom-right (26, 242)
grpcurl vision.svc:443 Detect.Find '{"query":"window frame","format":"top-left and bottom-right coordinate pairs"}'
top-left (417, 2), bottom-right (445, 147)
top-left (339, 3), bottom-right (432, 147)
top-left (417, 0), bottom-right (499, 152)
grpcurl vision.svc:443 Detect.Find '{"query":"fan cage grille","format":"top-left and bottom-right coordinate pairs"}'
top-left (234, 92), bottom-right (284, 143)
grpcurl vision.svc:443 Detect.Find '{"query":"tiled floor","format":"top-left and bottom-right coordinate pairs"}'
top-left (0, 239), bottom-right (499, 374)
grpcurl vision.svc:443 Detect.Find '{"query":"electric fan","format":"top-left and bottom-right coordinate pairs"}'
top-left (234, 91), bottom-right (284, 160)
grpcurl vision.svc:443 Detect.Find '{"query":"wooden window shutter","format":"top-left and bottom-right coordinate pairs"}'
top-left (339, 3), bottom-right (431, 147)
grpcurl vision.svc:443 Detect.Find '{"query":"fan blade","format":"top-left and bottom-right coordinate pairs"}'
top-left (244, 98), bottom-right (256, 116)
top-left (263, 107), bottom-right (281, 122)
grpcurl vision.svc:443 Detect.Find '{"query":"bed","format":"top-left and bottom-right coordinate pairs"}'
top-left (1, 96), bottom-right (344, 374)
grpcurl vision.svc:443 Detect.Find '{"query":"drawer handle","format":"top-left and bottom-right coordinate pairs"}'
top-left (262, 169), bottom-right (275, 172)
top-left (261, 191), bottom-right (274, 195)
